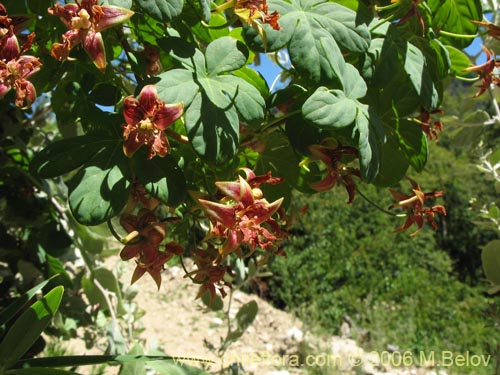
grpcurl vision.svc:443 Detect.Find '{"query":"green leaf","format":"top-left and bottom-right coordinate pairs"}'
top-left (244, 0), bottom-right (370, 83)
top-left (396, 119), bottom-right (428, 172)
top-left (232, 66), bottom-right (269, 99)
top-left (136, 0), bottom-right (183, 21)
top-left (0, 277), bottom-right (57, 327)
top-left (0, 286), bottom-right (64, 370)
top-left (67, 142), bottom-right (131, 226)
top-left (119, 343), bottom-right (145, 375)
top-left (488, 205), bottom-right (500, 220)
top-left (201, 292), bottom-right (224, 311)
top-left (370, 29), bottom-right (439, 112)
top-left (135, 154), bottom-right (187, 206)
top-left (223, 301), bottom-right (258, 349)
top-left (90, 83), bottom-right (120, 106)
top-left (6, 368), bottom-right (82, 375)
top-left (30, 136), bottom-right (117, 179)
top-left (255, 132), bottom-right (301, 205)
top-left (356, 106), bottom-right (383, 182)
top-left (199, 0), bottom-right (211, 22)
top-left (489, 148), bottom-right (500, 166)
top-left (102, 0), bottom-right (132, 8)
top-left (149, 360), bottom-right (211, 375)
top-left (482, 240), bottom-right (500, 287)
top-left (46, 255), bottom-right (72, 288)
top-left (206, 37), bottom-right (248, 76)
top-left (373, 134), bottom-right (409, 187)
top-left (156, 69), bottom-right (199, 107)
top-left (302, 87), bottom-right (358, 128)
top-left (16, 355), bottom-right (205, 368)
top-left (343, 64), bottom-right (367, 100)
top-left (428, 0), bottom-right (481, 49)
top-left (184, 93), bottom-right (239, 164)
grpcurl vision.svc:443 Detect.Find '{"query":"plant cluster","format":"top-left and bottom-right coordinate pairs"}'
top-left (4, 0), bottom-right (488, 294)
top-left (0, 0), bottom-right (499, 373)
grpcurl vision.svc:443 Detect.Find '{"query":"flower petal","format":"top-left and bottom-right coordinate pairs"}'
top-left (82, 30), bottom-right (106, 71)
top-left (137, 85), bottom-right (160, 114)
top-left (123, 96), bottom-right (145, 125)
top-left (95, 5), bottom-right (134, 32)
top-left (0, 82), bottom-right (11, 99)
top-left (122, 125), bottom-right (146, 157)
top-left (0, 30), bottom-right (20, 61)
top-left (14, 79), bottom-right (37, 108)
top-left (120, 244), bottom-right (142, 260)
top-left (153, 102), bottom-right (183, 130)
top-left (253, 197), bottom-right (283, 225)
top-left (131, 264), bottom-right (147, 285)
top-left (198, 199), bottom-right (236, 228)
top-left (215, 181), bottom-right (242, 201)
top-left (149, 130), bottom-right (169, 159)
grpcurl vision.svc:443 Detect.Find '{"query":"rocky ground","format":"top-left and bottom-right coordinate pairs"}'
top-left (59, 258), bottom-right (446, 375)
top-left (63, 256), bottom-right (449, 375)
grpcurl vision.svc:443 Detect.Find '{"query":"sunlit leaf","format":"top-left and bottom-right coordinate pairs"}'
top-left (0, 286), bottom-right (64, 369)
top-left (136, 0), bottom-right (183, 21)
top-left (67, 142), bottom-right (131, 225)
top-left (244, 0), bottom-right (370, 82)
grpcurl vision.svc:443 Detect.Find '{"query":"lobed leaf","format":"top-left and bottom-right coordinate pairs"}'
top-left (135, 155), bottom-right (187, 206)
top-left (136, 0), bottom-right (183, 21)
top-left (244, 0), bottom-right (370, 83)
top-left (30, 136), bottom-right (117, 179)
top-left (67, 142), bottom-right (131, 226)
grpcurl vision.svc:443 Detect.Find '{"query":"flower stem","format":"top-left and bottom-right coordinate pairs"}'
top-left (165, 128), bottom-right (189, 144)
top-left (260, 109), bottom-right (302, 133)
top-left (356, 187), bottom-right (398, 216)
top-left (107, 219), bottom-right (128, 244)
top-left (374, 2), bottom-right (400, 11)
top-left (438, 30), bottom-right (478, 39)
top-left (370, 15), bottom-right (395, 32)
top-left (455, 75), bottom-right (480, 82)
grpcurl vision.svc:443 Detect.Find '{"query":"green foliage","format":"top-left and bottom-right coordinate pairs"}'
top-left (0, 0), bottom-right (496, 373)
top-left (268, 180), bottom-right (499, 374)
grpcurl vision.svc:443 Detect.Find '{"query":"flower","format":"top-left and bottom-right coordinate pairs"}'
top-left (414, 108), bottom-right (444, 140)
top-left (122, 85), bottom-right (183, 159)
top-left (0, 52), bottom-right (41, 108)
top-left (48, 0), bottom-right (134, 71)
top-left (214, 0), bottom-right (281, 31)
top-left (0, 4), bottom-right (41, 108)
top-left (390, 0), bottom-right (425, 35)
top-left (389, 177), bottom-right (446, 236)
top-left (198, 169), bottom-right (287, 259)
top-left (302, 140), bottom-right (360, 203)
top-left (463, 46), bottom-right (500, 97)
top-left (471, 20), bottom-right (500, 40)
top-left (120, 209), bottom-right (183, 289)
top-left (188, 245), bottom-right (233, 300)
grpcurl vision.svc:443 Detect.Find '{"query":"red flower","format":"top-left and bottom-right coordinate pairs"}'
top-left (0, 54), bottom-right (41, 108)
top-left (389, 178), bottom-right (446, 236)
top-left (214, 0), bottom-right (281, 31)
top-left (0, 4), bottom-right (41, 108)
top-left (48, 0), bottom-right (133, 71)
top-left (122, 85), bottom-right (183, 159)
top-left (120, 209), bottom-right (183, 289)
top-left (303, 140), bottom-right (360, 203)
top-left (188, 245), bottom-right (233, 300)
top-left (198, 169), bottom-right (287, 259)
top-left (471, 20), bottom-right (500, 41)
top-left (414, 108), bottom-right (444, 140)
top-left (463, 46), bottom-right (500, 97)
top-left (390, 0), bottom-right (425, 35)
